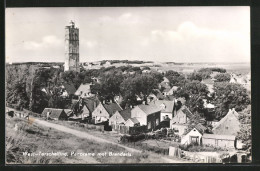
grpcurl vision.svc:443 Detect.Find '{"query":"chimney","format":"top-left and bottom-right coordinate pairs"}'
top-left (130, 105), bottom-right (132, 108)
top-left (232, 108), bottom-right (235, 112)
top-left (229, 109), bottom-right (232, 112)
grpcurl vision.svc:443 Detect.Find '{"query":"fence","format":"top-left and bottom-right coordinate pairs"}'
top-left (113, 125), bottom-right (147, 135)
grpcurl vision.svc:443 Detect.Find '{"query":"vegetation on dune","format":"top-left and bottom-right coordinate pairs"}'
top-left (6, 117), bottom-right (168, 164)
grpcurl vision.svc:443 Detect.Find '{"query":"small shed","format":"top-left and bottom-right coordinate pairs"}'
top-left (202, 134), bottom-right (236, 149)
top-left (181, 128), bottom-right (203, 145)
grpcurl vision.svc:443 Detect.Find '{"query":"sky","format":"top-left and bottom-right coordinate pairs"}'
top-left (5, 7), bottom-right (250, 63)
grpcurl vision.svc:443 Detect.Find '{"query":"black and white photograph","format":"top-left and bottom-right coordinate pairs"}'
top-left (5, 7), bottom-right (251, 164)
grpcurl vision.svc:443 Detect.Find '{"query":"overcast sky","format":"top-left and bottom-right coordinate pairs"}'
top-left (6, 7), bottom-right (250, 63)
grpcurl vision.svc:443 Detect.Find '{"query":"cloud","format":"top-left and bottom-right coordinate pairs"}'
top-left (139, 21), bottom-right (249, 62)
top-left (99, 12), bottom-right (142, 25)
top-left (24, 35), bottom-right (62, 50)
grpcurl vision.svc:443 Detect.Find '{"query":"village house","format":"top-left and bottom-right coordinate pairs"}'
top-left (131, 104), bottom-right (161, 131)
top-left (171, 105), bottom-right (192, 124)
top-left (42, 108), bottom-right (68, 120)
top-left (74, 83), bottom-right (95, 98)
top-left (170, 105), bottom-right (193, 135)
top-left (109, 108), bottom-right (132, 130)
top-left (202, 134), bottom-right (236, 149)
top-left (70, 97), bottom-right (100, 120)
top-left (153, 100), bottom-right (175, 121)
top-left (180, 123), bottom-right (207, 145)
top-left (125, 118), bottom-right (140, 127)
top-left (212, 108), bottom-right (240, 136)
top-left (159, 77), bottom-right (171, 90)
top-left (92, 102), bottom-right (122, 124)
top-left (181, 128), bottom-right (203, 145)
top-left (60, 83), bottom-right (76, 98)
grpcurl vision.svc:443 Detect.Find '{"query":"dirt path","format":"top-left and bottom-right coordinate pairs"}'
top-left (34, 119), bottom-right (141, 153)
top-left (32, 118), bottom-right (188, 163)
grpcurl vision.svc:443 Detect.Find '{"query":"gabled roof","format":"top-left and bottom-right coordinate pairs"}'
top-left (202, 134), bottom-right (236, 141)
top-left (195, 123), bottom-right (207, 134)
top-left (138, 104), bottom-right (161, 115)
top-left (129, 117), bottom-right (140, 124)
top-left (119, 108), bottom-right (132, 121)
top-left (83, 97), bottom-right (100, 113)
top-left (179, 105), bottom-right (193, 118)
top-left (62, 83), bottom-right (76, 95)
top-left (42, 108), bottom-right (65, 118)
top-left (212, 109), bottom-right (239, 131)
top-left (75, 83), bottom-right (92, 96)
top-left (103, 103), bottom-right (122, 116)
top-left (153, 100), bottom-right (174, 113)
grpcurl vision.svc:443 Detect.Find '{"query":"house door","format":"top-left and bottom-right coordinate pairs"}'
top-left (190, 136), bottom-right (199, 145)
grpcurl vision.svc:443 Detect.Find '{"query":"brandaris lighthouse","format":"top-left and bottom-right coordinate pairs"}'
top-left (64, 21), bottom-right (80, 72)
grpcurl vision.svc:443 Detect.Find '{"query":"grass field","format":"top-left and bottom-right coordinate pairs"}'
top-left (6, 116), bottom-right (176, 164)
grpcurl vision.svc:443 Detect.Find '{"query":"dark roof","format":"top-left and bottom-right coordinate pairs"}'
top-left (42, 108), bottom-right (65, 118)
top-left (62, 83), bottom-right (76, 95)
top-left (180, 105), bottom-right (193, 118)
top-left (83, 97), bottom-right (100, 113)
top-left (202, 134), bottom-right (236, 141)
top-left (119, 108), bottom-right (132, 121)
top-left (138, 104), bottom-right (161, 115)
top-left (195, 123), bottom-right (207, 134)
top-left (103, 103), bottom-right (122, 116)
top-left (130, 117), bottom-right (140, 124)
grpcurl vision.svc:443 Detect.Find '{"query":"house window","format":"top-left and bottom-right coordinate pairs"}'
top-left (148, 122), bottom-right (151, 129)
top-left (156, 119), bottom-right (159, 126)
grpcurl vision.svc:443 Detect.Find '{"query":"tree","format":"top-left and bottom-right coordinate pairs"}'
top-left (214, 73), bottom-right (231, 82)
top-left (174, 80), bottom-right (209, 113)
top-left (165, 70), bottom-right (186, 86)
top-left (237, 105), bottom-right (251, 150)
top-left (213, 82), bottom-right (250, 119)
top-left (187, 72), bottom-right (203, 81)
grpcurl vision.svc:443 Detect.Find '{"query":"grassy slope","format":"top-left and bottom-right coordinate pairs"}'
top-left (6, 117), bottom-right (168, 164)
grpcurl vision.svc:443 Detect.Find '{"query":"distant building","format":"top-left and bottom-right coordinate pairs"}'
top-left (131, 104), bottom-right (161, 131)
top-left (64, 21), bottom-right (80, 72)
top-left (60, 83), bottom-right (76, 97)
top-left (181, 128), bottom-right (203, 145)
top-left (92, 102), bottom-right (122, 124)
top-left (152, 100), bottom-right (175, 121)
top-left (75, 83), bottom-right (94, 98)
top-left (42, 108), bottom-right (68, 120)
top-left (171, 105), bottom-right (192, 125)
top-left (109, 108), bottom-right (132, 127)
top-left (125, 118), bottom-right (140, 127)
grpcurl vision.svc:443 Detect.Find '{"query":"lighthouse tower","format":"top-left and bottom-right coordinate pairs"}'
top-left (64, 21), bottom-right (79, 72)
